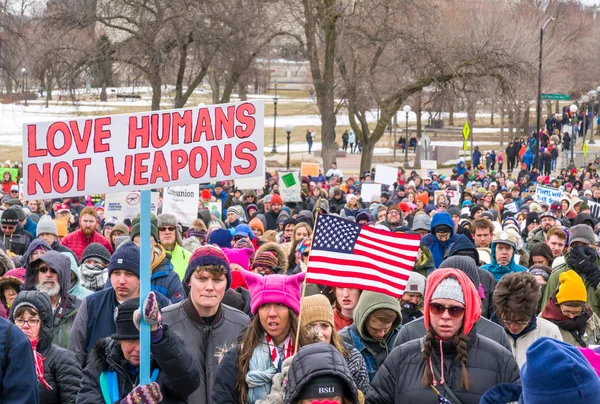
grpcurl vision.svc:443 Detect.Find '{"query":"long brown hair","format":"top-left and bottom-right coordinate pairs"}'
top-left (421, 327), bottom-right (471, 391)
top-left (235, 308), bottom-right (311, 403)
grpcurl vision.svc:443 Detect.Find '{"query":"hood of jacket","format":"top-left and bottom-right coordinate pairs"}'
top-left (24, 250), bottom-right (72, 301)
top-left (286, 343), bottom-right (359, 404)
top-left (430, 212), bottom-right (454, 237)
top-left (444, 234), bottom-right (480, 266)
top-left (22, 238), bottom-right (52, 268)
top-left (482, 242), bottom-right (528, 281)
top-left (0, 248), bottom-right (15, 274)
top-left (353, 291), bottom-right (402, 342)
top-left (255, 241), bottom-right (288, 272)
top-left (9, 290), bottom-right (54, 353)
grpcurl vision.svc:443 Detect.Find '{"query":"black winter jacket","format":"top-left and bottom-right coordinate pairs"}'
top-left (77, 325), bottom-right (200, 404)
top-left (368, 332), bottom-right (520, 404)
top-left (9, 291), bottom-right (81, 404)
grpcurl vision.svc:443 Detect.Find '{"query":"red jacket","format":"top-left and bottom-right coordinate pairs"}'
top-left (60, 230), bottom-right (114, 260)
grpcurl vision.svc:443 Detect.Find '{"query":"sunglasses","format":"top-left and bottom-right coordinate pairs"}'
top-left (1, 225), bottom-right (16, 230)
top-left (159, 226), bottom-right (176, 232)
top-left (302, 251), bottom-right (311, 257)
top-left (10, 190), bottom-right (18, 193)
top-left (429, 302), bottom-right (465, 318)
top-left (37, 266), bottom-right (57, 274)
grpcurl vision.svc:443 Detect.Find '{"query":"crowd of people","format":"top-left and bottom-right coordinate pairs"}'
top-left (2, 155), bottom-right (600, 404)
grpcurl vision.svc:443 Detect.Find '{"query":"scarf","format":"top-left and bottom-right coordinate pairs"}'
top-left (542, 295), bottom-right (591, 346)
top-left (79, 263), bottom-right (108, 291)
top-left (31, 338), bottom-right (52, 390)
top-left (246, 333), bottom-right (294, 404)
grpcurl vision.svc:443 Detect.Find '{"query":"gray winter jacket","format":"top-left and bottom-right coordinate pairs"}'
top-left (367, 332), bottom-right (520, 404)
top-left (393, 316), bottom-right (513, 352)
top-left (162, 299), bottom-right (250, 404)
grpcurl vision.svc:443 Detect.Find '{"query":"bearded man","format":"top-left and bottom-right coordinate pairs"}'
top-left (60, 206), bottom-right (113, 260)
top-left (24, 250), bottom-right (81, 348)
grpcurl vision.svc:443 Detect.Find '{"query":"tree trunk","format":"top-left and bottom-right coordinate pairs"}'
top-left (515, 105), bottom-right (522, 138)
top-left (239, 77), bottom-right (248, 101)
top-left (490, 96), bottom-right (495, 125)
top-left (545, 101), bottom-right (553, 116)
top-left (500, 102), bottom-right (505, 146)
top-left (467, 101), bottom-right (476, 158)
top-left (359, 138), bottom-right (376, 174)
top-left (5, 72), bottom-right (11, 95)
top-left (209, 70), bottom-right (221, 104)
top-left (416, 93), bottom-right (422, 139)
top-left (448, 100), bottom-right (454, 126)
top-left (508, 108), bottom-right (514, 139)
top-left (150, 76), bottom-right (162, 111)
top-left (46, 74), bottom-right (53, 101)
top-left (555, 101), bottom-right (560, 114)
top-left (522, 107), bottom-right (530, 138)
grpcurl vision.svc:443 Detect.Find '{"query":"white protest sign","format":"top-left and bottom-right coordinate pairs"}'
top-left (235, 175), bottom-right (265, 190)
top-left (374, 165), bottom-right (399, 186)
top-left (563, 124), bottom-right (572, 135)
top-left (278, 170), bottom-right (301, 202)
top-left (361, 183), bottom-right (381, 203)
top-left (589, 200), bottom-right (600, 219)
top-left (23, 100), bottom-right (265, 198)
top-left (420, 160), bottom-right (437, 177)
top-left (434, 190), bottom-right (447, 205)
top-left (446, 190), bottom-right (461, 206)
top-left (105, 191), bottom-right (159, 222)
top-left (534, 185), bottom-right (562, 205)
top-left (206, 201), bottom-right (223, 220)
top-left (504, 202), bottom-right (518, 213)
top-left (162, 185), bottom-right (199, 226)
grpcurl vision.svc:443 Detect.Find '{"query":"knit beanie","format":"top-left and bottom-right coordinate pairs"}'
top-left (470, 204), bottom-right (484, 218)
top-left (208, 228), bottom-right (233, 248)
top-left (424, 268), bottom-right (481, 335)
top-left (36, 215), bottom-right (58, 237)
top-left (300, 294), bottom-right (334, 328)
top-left (111, 223), bottom-right (130, 238)
top-left (0, 208), bottom-right (18, 225)
top-left (111, 297), bottom-right (140, 340)
top-left (416, 192), bottom-right (429, 206)
top-left (411, 214), bottom-right (431, 232)
top-left (183, 245), bottom-right (231, 289)
top-left (446, 206), bottom-right (460, 217)
top-left (568, 224), bottom-right (595, 246)
top-left (81, 242), bottom-right (112, 265)
top-left (404, 271), bottom-right (426, 296)
top-left (439, 256), bottom-right (480, 289)
top-left (131, 214), bottom-right (157, 242)
top-left (520, 337), bottom-right (600, 403)
top-left (227, 206), bottom-right (243, 218)
top-left (269, 193), bottom-right (284, 207)
top-left (431, 276), bottom-right (465, 304)
top-left (107, 241), bottom-right (140, 278)
top-left (222, 247), bottom-right (254, 271)
top-left (529, 264), bottom-right (551, 282)
top-left (556, 270), bottom-right (587, 304)
top-left (241, 271), bottom-right (306, 315)
top-left (526, 212), bottom-right (540, 227)
top-left (251, 250), bottom-right (279, 273)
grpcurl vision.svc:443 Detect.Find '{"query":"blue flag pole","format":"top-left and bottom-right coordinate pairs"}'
top-left (139, 190), bottom-right (152, 384)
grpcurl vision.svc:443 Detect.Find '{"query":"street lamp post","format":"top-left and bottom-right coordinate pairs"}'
top-left (590, 89), bottom-right (599, 144)
top-left (569, 103), bottom-right (578, 168)
top-left (21, 67), bottom-right (27, 106)
top-left (272, 80), bottom-right (278, 153)
top-left (284, 123), bottom-right (294, 170)
top-left (534, 17), bottom-right (555, 170)
top-left (403, 105), bottom-right (411, 167)
top-left (582, 96), bottom-right (590, 155)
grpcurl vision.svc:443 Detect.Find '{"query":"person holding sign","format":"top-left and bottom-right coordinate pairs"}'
top-left (77, 293), bottom-right (200, 403)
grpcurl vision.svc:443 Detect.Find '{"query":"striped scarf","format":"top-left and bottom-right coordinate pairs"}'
top-left (31, 339), bottom-right (52, 390)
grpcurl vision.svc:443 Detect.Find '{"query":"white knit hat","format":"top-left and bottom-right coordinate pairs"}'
top-left (431, 276), bottom-right (464, 304)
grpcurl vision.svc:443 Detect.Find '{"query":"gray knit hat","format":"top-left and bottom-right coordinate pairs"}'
top-left (157, 213), bottom-right (182, 245)
top-left (431, 276), bottom-right (464, 304)
top-left (81, 242), bottom-right (112, 265)
top-left (569, 224), bottom-right (595, 246)
top-left (439, 255), bottom-right (480, 289)
top-left (412, 214), bottom-right (431, 232)
top-left (36, 215), bottom-right (58, 237)
top-left (405, 271), bottom-right (426, 295)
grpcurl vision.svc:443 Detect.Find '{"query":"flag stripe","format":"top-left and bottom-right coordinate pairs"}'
top-left (311, 250), bottom-right (414, 276)
top-left (359, 228), bottom-right (421, 250)
top-left (306, 273), bottom-right (404, 297)
top-left (308, 256), bottom-right (410, 286)
top-left (353, 244), bottom-right (417, 271)
top-left (354, 239), bottom-right (419, 265)
top-left (360, 226), bottom-right (421, 246)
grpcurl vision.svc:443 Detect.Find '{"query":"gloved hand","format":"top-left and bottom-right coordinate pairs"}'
top-left (567, 245), bottom-right (599, 277)
top-left (134, 292), bottom-right (162, 332)
top-left (122, 382), bottom-right (163, 404)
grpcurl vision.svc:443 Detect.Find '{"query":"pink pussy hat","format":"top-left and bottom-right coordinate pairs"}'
top-left (241, 271), bottom-right (306, 315)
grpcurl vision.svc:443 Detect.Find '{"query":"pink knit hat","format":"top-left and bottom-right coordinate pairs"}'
top-left (241, 271), bottom-right (306, 315)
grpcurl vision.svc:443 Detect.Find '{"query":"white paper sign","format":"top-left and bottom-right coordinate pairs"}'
top-left (23, 100), bottom-right (265, 198)
top-left (421, 160), bottom-right (438, 170)
top-left (446, 190), bottom-right (461, 206)
top-left (206, 201), bottom-right (223, 220)
top-left (235, 175), bottom-right (265, 190)
top-left (361, 183), bottom-right (381, 203)
top-left (105, 191), bottom-right (159, 222)
top-left (162, 185), bottom-right (199, 226)
top-left (534, 185), bottom-right (562, 205)
top-left (589, 200), bottom-right (600, 219)
top-left (279, 170), bottom-right (301, 202)
top-left (374, 165), bottom-right (399, 186)
top-left (504, 202), bottom-right (518, 213)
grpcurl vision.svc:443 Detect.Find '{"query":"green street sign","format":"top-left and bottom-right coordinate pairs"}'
top-left (541, 93), bottom-right (570, 101)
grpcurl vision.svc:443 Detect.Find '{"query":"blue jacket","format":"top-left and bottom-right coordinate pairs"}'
top-left (421, 212), bottom-right (460, 269)
top-left (150, 250), bottom-right (185, 304)
top-left (0, 317), bottom-right (39, 403)
top-left (23, 217), bottom-right (37, 241)
top-left (482, 242), bottom-right (528, 281)
top-left (522, 149), bottom-right (534, 167)
top-left (456, 161), bottom-right (467, 175)
top-left (472, 150), bottom-right (482, 167)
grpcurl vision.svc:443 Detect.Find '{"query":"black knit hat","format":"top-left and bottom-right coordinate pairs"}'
top-left (111, 297), bottom-right (140, 340)
top-left (526, 212), bottom-right (540, 227)
top-left (107, 241), bottom-right (140, 278)
top-left (0, 208), bottom-right (18, 225)
top-left (81, 242), bottom-right (112, 265)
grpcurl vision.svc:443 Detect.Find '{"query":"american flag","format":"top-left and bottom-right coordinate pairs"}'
top-left (306, 214), bottom-right (420, 298)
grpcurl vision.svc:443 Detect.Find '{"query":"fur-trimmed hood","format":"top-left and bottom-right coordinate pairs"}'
top-left (254, 241), bottom-right (288, 271)
top-left (0, 248), bottom-right (15, 275)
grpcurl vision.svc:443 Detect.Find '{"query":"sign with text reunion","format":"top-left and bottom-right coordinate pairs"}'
top-left (22, 100), bottom-right (265, 198)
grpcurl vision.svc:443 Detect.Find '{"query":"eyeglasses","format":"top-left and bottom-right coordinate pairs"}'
top-left (159, 226), bottom-right (176, 232)
top-left (1, 225), bottom-right (16, 230)
top-left (502, 318), bottom-right (530, 326)
top-left (15, 318), bottom-right (40, 327)
top-left (429, 303), bottom-right (465, 318)
top-left (560, 306), bottom-right (584, 317)
top-left (37, 266), bottom-right (57, 274)
top-left (438, 205), bottom-right (447, 209)
top-left (10, 190), bottom-right (18, 193)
